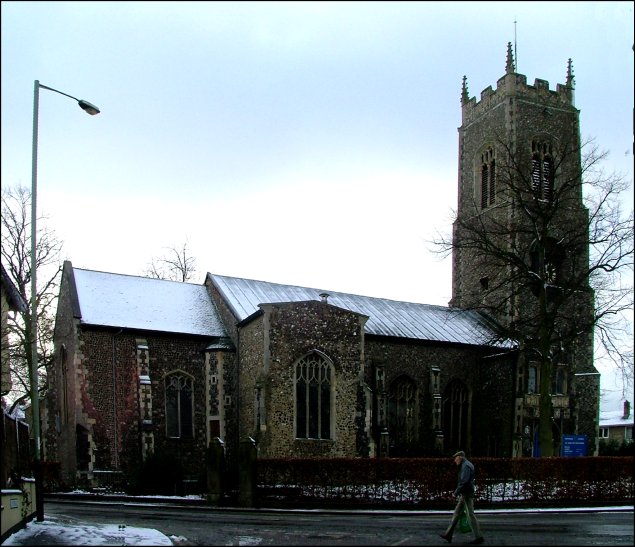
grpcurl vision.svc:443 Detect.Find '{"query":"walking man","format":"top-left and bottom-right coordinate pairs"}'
top-left (440, 450), bottom-right (484, 544)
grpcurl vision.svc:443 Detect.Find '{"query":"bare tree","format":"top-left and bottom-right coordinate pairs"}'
top-left (1, 185), bottom-right (63, 412)
top-left (144, 241), bottom-right (198, 282)
top-left (434, 138), bottom-right (633, 456)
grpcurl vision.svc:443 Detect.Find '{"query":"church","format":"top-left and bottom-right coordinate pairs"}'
top-left (45, 46), bottom-right (599, 489)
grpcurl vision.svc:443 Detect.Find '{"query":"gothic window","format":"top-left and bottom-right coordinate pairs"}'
top-left (527, 365), bottom-right (538, 394)
top-left (165, 372), bottom-right (194, 439)
top-left (480, 147), bottom-right (496, 209)
top-left (388, 375), bottom-right (418, 454)
top-left (295, 352), bottom-right (333, 440)
top-left (531, 140), bottom-right (554, 202)
top-left (443, 379), bottom-right (469, 452)
top-left (552, 366), bottom-right (566, 395)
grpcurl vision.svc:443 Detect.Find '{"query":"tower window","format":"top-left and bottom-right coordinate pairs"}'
top-left (531, 141), bottom-right (554, 202)
top-left (480, 147), bottom-right (496, 209)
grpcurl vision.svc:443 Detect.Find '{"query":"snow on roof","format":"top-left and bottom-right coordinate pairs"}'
top-left (209, 273), bottom-right (510, 347)
top-left (73, 268), bottom-right (226, 337)
top-left (599, 400), bottom-right (634, 427)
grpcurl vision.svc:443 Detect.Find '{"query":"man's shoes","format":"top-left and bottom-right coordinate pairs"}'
top-left (439, 533), bottom-right (452, 543)
top-left (469, 538), bottom-right (484, 544)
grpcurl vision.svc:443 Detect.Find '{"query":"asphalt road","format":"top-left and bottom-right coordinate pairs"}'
top-left (44, 500), bottom-right (633, 545)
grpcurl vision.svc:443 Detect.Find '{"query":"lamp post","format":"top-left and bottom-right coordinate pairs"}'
top-left (30, 80), bottom-right (100, 521)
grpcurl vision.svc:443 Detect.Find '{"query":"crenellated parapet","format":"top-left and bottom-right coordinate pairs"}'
top-left (461, 43), bottom-right (576, 127)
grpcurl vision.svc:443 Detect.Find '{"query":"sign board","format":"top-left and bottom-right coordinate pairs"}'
top-left (561, 434), bottom-right (588, 457)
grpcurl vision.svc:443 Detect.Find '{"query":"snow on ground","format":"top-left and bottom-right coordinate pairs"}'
top-left (2, 515), bottom-right (174, 546)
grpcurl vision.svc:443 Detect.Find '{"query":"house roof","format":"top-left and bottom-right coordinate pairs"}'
top-left (208, 273), bottom-right (509, 348)
top-left (1, 263), bottom-right (28, 313)
top-left (72, 267), bottom-right (227, 337)
top-left (599, 398), bottom-right (634, 428)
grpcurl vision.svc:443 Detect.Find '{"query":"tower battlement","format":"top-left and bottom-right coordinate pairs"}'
top-left (461, 43), bottom-right (576, 126)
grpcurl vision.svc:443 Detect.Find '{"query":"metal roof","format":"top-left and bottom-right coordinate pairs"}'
top-left (209, 273), bottom-right (507, 347)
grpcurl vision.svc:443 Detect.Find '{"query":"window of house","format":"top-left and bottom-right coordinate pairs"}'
top-left (531, 140), bottom-right (554, 202)
top-left (295, 352), bottom-right (333, 440)
top-left (599, 427), bottom-right (609, 438)
top-left (625, 427), bottom-right (633, 441)
top-left (165, 372), bottom-right (194, 438)
top-left (480, 147), bottom-right (496, 209)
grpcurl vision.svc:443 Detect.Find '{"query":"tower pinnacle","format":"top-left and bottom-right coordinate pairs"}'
top-left (505, 41), bottom-right (515, 74)
top-left (461, 75), bottom-right (469, 105)
top-left (566, 58), bottom-right (575, 88)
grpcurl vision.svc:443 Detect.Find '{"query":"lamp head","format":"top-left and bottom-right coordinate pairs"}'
top-left (78, 100), bottom-right (100, 115)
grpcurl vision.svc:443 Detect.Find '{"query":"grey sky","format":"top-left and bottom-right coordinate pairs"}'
top-left (1, 1), bottom-right (633, 313)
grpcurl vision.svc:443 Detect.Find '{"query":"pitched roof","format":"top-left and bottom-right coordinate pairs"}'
top-left (209, 273), bottom-right (508, 347)
top-left (1, 263), bottom-right (28, 313)
top-left (72, 267), bottom-right (227, 337)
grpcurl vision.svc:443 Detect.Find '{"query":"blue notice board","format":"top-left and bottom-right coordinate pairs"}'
top-left (561, 434), bottom-right (588, 457)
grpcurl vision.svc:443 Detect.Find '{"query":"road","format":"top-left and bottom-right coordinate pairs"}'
top-left (44, 500), bottom-right (633, 545)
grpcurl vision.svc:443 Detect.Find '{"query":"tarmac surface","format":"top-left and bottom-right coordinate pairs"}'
top-left (3, 495), bottom-right (633, 546)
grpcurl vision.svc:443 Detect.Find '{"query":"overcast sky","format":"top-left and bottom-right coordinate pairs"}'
top-left (1, 1), bottom-right (633, 395)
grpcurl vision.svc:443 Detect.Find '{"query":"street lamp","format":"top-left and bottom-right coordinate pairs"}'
top-left (30, 80), bottom-right (100, 521)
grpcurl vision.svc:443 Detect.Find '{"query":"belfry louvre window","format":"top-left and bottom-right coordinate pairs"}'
top-left (165, 372), bottom-right (194, 438)
top-left (531, 141), bottom-right (554, 202)
top-left (295, 352), bottom-right (332, 439)
top-left (480, 147), bottom-right (496, 209)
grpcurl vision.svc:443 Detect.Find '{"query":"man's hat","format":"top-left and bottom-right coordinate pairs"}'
top-left (453, 450), bottom-right (465, 458)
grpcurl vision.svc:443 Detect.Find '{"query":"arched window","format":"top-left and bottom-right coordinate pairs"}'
top-left (388, 375), bottom-right (418, 455)
top-left (531, 140), bottom-right (554, 202)
top-left (552, 366), bottom-right (566, 395)
top-left (527, 365), bottom-right (538, 394)
top-left (443, 379), bottom-right (469, 453)
top-left (165, 372), bottom-right (194, 438)
top-left (295, 352), bottom-right (333, 439)
top-left (480, 147), bottom-right (496, 209)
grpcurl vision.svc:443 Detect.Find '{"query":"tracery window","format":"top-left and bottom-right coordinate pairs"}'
top-left (295, 352), bottom-right (333, 439)
top-left (480, 146), bottom-right (496, 209)
top-left (443, 379), bottom-right (469, 452)
top-left (165, 372), bottom-right (194, 438)
top-left (531, 140), bottom-right (554, 202)
top-left (388, 375), bottom-right (418, 454)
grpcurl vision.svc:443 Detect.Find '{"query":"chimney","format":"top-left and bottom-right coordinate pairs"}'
top-left (319, 293), bottom-right (329, 303)
top-left (623, 401), bottom-right (631, 420)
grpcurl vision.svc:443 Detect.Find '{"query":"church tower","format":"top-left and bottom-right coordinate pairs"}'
top-left (451, 44), bottom-right (599, 457)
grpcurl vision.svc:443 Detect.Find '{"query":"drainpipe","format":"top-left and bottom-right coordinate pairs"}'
top-left (112, 329), bottom-right (122, 469)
